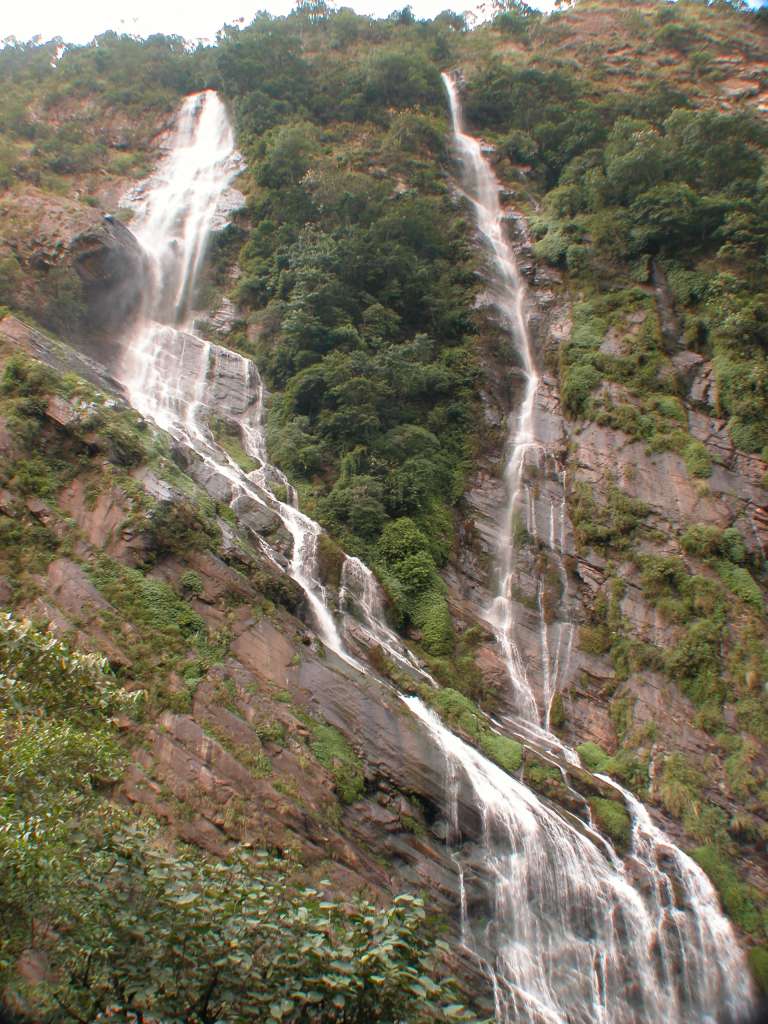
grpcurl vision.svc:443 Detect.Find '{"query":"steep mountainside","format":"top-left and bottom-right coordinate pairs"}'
top-left (0, 1), bottom-right (767, 1019)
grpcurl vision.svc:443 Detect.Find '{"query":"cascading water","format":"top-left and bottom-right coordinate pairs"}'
top-left (113, 88), bottom-right (752, 1024)
top-left (119, 90), bottom-right (431, 681)
top-left (442, 73), bottom-right (575, 729)
top-left (436, 72), bottom-right (753, 1021)
top-left (406, 696), bottom-right (752, 1023)
top-left (120, 91), bottom-right (344, 653)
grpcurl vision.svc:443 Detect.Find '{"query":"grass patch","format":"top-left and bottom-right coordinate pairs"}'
top-left (590, 797), bottom-right (632, 852)
top-left (302, 716), bottom-right (365, 804)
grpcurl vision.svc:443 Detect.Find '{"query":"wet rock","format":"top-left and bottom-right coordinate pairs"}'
top-left (70, 216), bottom-right (150, 342)
top-left (230, 493), bottom-right (281, 536)
top-left (187, 459), bottom-right (234, 504)
top-left (0, 315), bottom-right (126, 397)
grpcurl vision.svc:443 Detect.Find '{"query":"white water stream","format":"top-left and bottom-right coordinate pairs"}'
top-left (114, 88), bottom-right (753, 1024)
top-left (442, 73), bottom-right (576, 729)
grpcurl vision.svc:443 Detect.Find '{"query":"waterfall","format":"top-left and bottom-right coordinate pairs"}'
top-left (119, 91), bottom-right (345, 654)
top-left (407, 695), bottom-right (752, 1024)
top-left (113, 88), bottom-right (753, 1024)
top-left (438, 72), bottom-right (753, 1021)
top-left (442, 73), bottom-right (576, 728)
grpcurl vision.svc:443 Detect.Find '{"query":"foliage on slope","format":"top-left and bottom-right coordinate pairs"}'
top-left (0, 613), bottom-right (477, 1023)
top-left (212, 12), bottom-right (483, 662)
top-left (455, 0), bottom-right (768, 978)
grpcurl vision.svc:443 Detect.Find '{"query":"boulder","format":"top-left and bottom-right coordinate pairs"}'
top-left (70, 216), bottom-right (150, 343)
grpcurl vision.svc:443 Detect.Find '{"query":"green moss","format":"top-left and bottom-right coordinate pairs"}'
top-left (179, 571), bottom-right (204, 596)
top-left (549, 691), bottom-right (566, 730)
top-left (316, 532), bottom-right (344, 588)
top-left (680, 523), bottom-right (725, 559)
top-left (577, 741), bottom-right (611, 773)
top-left (608, 696), bottom-right (634, 742)
top-left (428, 687), bottom-right (482, 741)
top-left (748, 947), bottom-right (768, 996)
top-left (303, 717), bottom-right (365, 804)
top-left (525, 759), bottom-right (561, 788)
top-left (716, 561), bottom-right (764, 613)
top-left (7, 454), bottom-right (73, 498)
top-left (691, 846), bottom-right (762, 934)
top-left (211, 416), bottom-right (259, 472)
top-left (659, 753), bottom-right (703, 817)
top-left (480, 732), bottom-right (522, 774)
top-left (89, 558), bottom-right (205, 644)
top-left (571, 482), bottom-right (649, 553)
top-left (590, 797), bottom-right (632, 851)
top-left (578, 623), bottom-right (611, 655)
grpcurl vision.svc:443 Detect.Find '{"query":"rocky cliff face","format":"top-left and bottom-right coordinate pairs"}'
top-left (69, 216), bottom-right (150, 345)
top-left (445, 191), bottom-right (768, 929)
top-left (0, 313), bottom-right (499, 1007)
top-left (1, 3), bottom-right (766, 1002)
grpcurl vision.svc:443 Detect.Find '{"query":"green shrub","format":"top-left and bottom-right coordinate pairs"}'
top-left (316, 532), bottom-right (344, 588)
top-left (666, 617), bottom-right (726, 707)
top-left (429, 687), bottom-right (482, 741)
top-left (682, 439), bottom-right (712, 479)
top-left (9, 455), bottom-right (68, 498)
top-left (571, 483), bottom-right (649, 553)
top-left (412, 590), bottom-right (454, 656)
top-left (691, 846), bottom-right (762, 933)
top-left (716, 561), bottom-right (763, 613)
top-left (577, 741), bottom-right (611, 773)
top-left (680, 524), bottom-right (724, 559)
top-left (88, 557), bottom-right (209, 667)
top-left (306, 718), bottom-right (365, 804)
top-left (659, 753), bottom-right (703, 817)
top-left (748, 946), bottom-right (768, 996)
top-left (549, 691), bottom-right (566, 730)
top-left (145, 499), bottom-right (219, 558)
top-left (179, 571), bottom-right (204, 596)
top-left (590, 797), bottom-right (632, 851)
top-left (480, 733), bottom-right (522, 773)
top-left (561, 362), bottom-right (601, 416)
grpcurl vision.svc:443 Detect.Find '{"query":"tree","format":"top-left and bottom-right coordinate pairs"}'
top-left (43, 834), bottom-right (478, 1024)
top-left (0, 615), bottom-right (478, 1022)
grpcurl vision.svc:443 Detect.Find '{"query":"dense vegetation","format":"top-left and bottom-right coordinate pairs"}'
top-left (1, 0), bottom-right (768, 1003)
top-left (211, 13), bottom-right (484, 663)
top-left (0, 613), bottom-right (476, 1023)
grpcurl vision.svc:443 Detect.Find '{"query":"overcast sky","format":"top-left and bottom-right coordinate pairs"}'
top-left (5, 0), bottom-right (553, 46)
top-left (2, 0), bottom-right (764, 46)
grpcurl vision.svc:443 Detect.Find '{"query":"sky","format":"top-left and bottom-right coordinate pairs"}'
top-left (3, 0), bottom-right (556, 46)
top-left (1, 0), bottom-right (763, 46)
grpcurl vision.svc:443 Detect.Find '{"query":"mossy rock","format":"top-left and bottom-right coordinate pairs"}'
top-left (590, 797), bottom-right (632, 853)
top-left (748, 946), bottom-right (768, 996)
top-left (316, 532), bottom-right (344, 589)
top-left (480, 732), bottom-right (522, 774)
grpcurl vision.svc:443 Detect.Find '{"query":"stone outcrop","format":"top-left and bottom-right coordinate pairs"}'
top-left (70, 216), bottom-right (150, 344)
top-left (0, 314), bottom-right (126, 397)
top-left (444, 191), bottom-right (768, 923)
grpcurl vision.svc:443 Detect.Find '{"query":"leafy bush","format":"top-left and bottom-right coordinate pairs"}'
top-left (691, 846), bottom-right (762, 934)
top-left (571, 482), bottom-right (648, 553)
top-left (659, 753), bottom-right (703, 818)
top-left (429, 687), bottom-right (482, 741)
top-left (748, 947), bottom-right (768, 996)
top-left (577, 741), bottom-right (610, 773)
top-left (716, 561), bottom-right (764, 613)
top-left (0, 612), bottom-right (472, 1021)
top-left (179, 570), bottom-right (204, 596)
